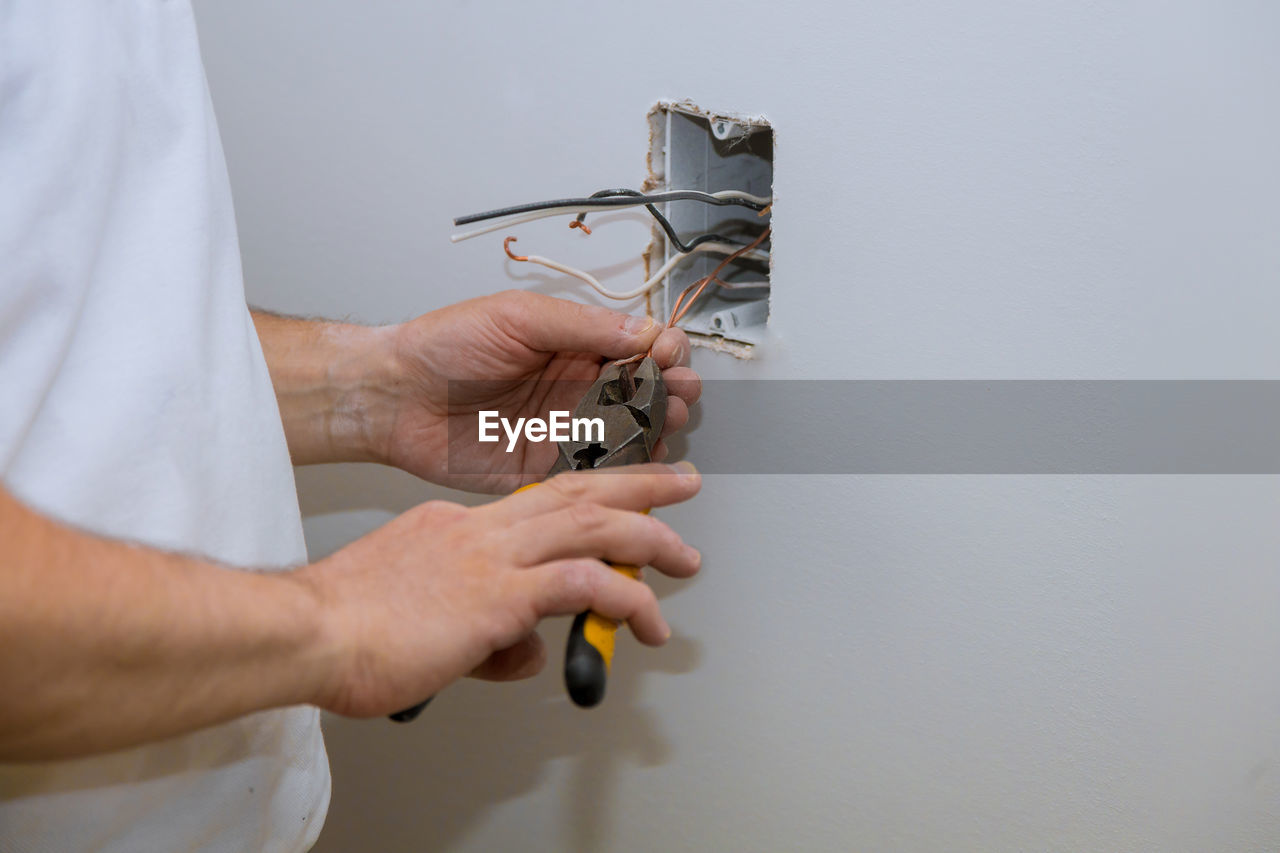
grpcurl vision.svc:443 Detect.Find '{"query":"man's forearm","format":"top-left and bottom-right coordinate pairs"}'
top-left (251, 310), bottom-right (402, 466)
top-left (0, 488), bottom-right (335, 761)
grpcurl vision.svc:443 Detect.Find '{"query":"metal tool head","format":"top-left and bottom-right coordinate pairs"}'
top-left (548, 357), bottom-right (667, 475)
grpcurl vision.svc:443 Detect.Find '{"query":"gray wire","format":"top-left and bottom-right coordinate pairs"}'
top-left (453, 189), bottom-right (768, 226)
top-left (573, 189), bottom-right (739, 254)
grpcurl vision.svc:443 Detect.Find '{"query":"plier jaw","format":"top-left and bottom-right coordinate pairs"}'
top-left (547, 357), bottom-right (667, 476)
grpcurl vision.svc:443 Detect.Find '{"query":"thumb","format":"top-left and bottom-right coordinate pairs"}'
top-left (496, 290), bottom-right (659, 359)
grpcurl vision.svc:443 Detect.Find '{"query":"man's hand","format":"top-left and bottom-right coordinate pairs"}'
top-left (381, 290), bottom-right (700, 491)
top-left (300, 463), bottom-right (702, 717)
top-left (253, 291), bottom-right (701, 492)
top-left (0, 463), bottom-right (699, 759)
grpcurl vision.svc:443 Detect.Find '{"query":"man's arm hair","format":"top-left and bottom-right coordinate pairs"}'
top-left (0, 486), bottom-right (332, 761)
top-left (250, 310), bottom-right (400, 467)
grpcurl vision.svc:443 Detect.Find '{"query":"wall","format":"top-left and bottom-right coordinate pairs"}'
top-left (194, 2), bottom-right (1280, 850)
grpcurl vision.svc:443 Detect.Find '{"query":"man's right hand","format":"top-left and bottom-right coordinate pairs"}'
top-left (0, 463), bottom-right (699, 760)
top-left (300, 462), bottom-right (702, 718)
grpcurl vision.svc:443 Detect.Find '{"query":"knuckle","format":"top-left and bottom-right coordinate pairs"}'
top-left (490, 290), bottom-right (539, 332)
top-left (414, 499), bottom-right (467, 524)
top-left (555, 560), bottom-right (600, 602)
top-left (548, 471), bottom-right (591, 502)
top-left (638, 474), bottom-right (662, 505)
top-left (566, 501), bottom-right (607, 531)
top-left (497, 287), bottom-right (536, 308)
top-left (635, 583), bottom-right (660, 614)
top-left (646, 515), bottom-right (678, 547)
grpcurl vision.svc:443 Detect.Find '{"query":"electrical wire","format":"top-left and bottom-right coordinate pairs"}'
top-left (450, 190), bottom-right (772, 244)
top-left (570, 189), bottom-right (742, 254)
top-left (452, 206), bottom-right (609, 243)
top-left (503, 235), bottom-right (769, 302)
top-left (453, 188), bottom-right (771, 354)
top-left (613, 227), bottom-right (773, 367)
top-left (454, 189), bottom-right (771, 225)
top-left (668, 228), bottom-right (772, 327)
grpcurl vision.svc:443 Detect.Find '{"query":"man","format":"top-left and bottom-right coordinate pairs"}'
top-left (0, 3), bottom-right (702, 851)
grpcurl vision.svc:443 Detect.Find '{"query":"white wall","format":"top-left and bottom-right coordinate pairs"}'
top-left (195, 2), bottom-right (1280, 850)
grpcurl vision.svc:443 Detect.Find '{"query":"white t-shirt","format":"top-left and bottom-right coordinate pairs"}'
top-left (0, 3), bottom-right (330, 851)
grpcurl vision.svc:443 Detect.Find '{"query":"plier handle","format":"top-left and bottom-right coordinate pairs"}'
top-left (391, 357), bottom-right (667, 721)
top-left (546, 357), bottom-right (667, 706)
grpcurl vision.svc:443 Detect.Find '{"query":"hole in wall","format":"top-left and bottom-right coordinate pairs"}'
top-left (647, 102), bottom-right (773, 356)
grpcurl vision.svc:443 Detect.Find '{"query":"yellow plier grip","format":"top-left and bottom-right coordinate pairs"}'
top-left (517, 482), bottom-right (646, 708)
top-left (390, 357), bottom-right (667, 722)
top-left (563, 561), bottom-right (641, 708)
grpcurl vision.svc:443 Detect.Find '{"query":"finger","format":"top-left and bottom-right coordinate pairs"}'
top-left (652, 440), bottom-right (669, 462)
top-left (660, 366), bottom-right (701, 408)
top-left (492, 290), bottom-right (660, 359)
top-left (469, 633), bottom-right (547, 682)
top-left (490, 462), bottom-right (701, 522)
top-left (522, 558), bottom-right (669, 646)
top-left (650, 327), bottom-right (691, 368)
top-left (659, 395), bottom-right (689, 440)
top-left (507, 504), bottom-right (700, 578)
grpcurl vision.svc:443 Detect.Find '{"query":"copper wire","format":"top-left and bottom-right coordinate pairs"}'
top-left (614, 227), bottom-right (772, 367)
top-left (503, 236), bottom-right (528, 262)
top-left (668, 227), bottom-right (771, 328)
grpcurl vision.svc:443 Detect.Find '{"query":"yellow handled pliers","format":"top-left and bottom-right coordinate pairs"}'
top-left (391, 356), bottom-right (667, 720)
top-left (543, 356), bottom-right (667, 707)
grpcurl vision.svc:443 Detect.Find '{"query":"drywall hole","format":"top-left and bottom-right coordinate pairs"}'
top-left (647, 102), bottom-right (773, 356)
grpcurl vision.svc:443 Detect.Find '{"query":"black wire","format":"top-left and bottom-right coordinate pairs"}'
top-left (453, 189), bottom-right (768, 226)
top-left (572, 189), bottom-right (738, 254)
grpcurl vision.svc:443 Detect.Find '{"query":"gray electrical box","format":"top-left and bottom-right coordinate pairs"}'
top-left (647, 102), bottom-right (773, 354)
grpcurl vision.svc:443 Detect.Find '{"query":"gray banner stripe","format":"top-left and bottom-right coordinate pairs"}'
top-left (448, 381), bottom-right (1280, 474)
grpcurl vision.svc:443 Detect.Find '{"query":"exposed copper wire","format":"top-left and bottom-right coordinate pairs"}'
top-left (668, 227), bottom-right (771, 328)
top-left (504, 227), bottom-right (770, 366)
top-left (503, 236), bottom-right (528, 262)
top-left (614, 227), bottom-right (772, 367)
top-left (568, 220), bottom-right (593, 235)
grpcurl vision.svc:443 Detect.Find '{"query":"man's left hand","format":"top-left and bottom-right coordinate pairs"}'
top-left (379, 290), bottom-right (700, 492)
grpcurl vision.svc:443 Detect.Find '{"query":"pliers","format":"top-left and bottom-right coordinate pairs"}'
top-left (546, 356), bottom-right (667, 476)
top-left (546, 357), bottom-right (667, 707)
top-left (391, 357), bottom-right (667, 721)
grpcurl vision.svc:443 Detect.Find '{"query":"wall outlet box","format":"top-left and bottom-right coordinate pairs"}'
top-left (647, 102), bottom-right (773, 356)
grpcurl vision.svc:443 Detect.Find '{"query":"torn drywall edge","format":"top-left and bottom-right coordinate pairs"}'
top-left (649, 99), bottom-right (773, 135)
top-left (686, 331), bottom-right (757, 360)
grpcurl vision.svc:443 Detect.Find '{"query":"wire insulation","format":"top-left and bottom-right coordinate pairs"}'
top-left (614, 227), bottom-right (774, 367)
top-left (452, 206), bottom-right (605, 243)
top-left (454, 189), bottom-right (771, 225)
top-left (571, 189), bottom-right (740, 254)
top-left (503, 236), bottom-right (768, 301)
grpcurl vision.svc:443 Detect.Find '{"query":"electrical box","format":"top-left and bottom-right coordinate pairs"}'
top-left (647, 102), bottom-right (773, 356)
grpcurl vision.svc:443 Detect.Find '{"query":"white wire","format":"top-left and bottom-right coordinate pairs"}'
top-left (451, 206), bottom-right (598, 243)
top-left (704, 190), bottom-right (772, 205)
top-left (448, 190), bottom-right (773, 244)
top-left (512, 241), bottom-right (769, 301)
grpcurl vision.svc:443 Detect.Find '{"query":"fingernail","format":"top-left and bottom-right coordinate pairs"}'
top-left (671, 344), bottom-right (684, 365)
top-left (685, 545), bottom-right (702, 569)
top-left (625, 315), bottom-right (656, 335)
top-left (661, 620), bottom-right (673, 642)
top-left (670, 461), bottom-right (698, 479)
